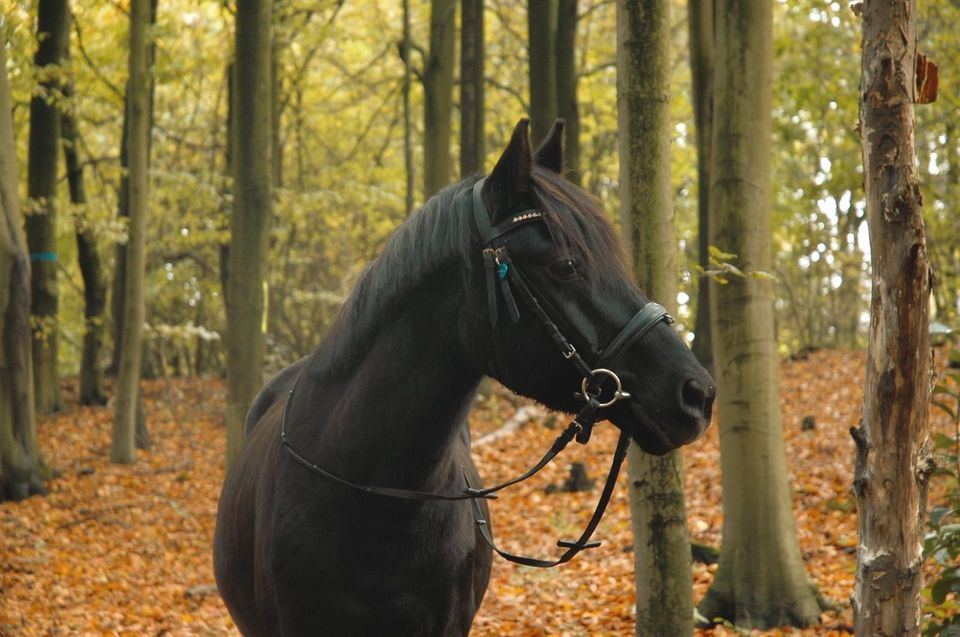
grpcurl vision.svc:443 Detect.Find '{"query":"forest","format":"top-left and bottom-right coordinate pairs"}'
top-left (0, 0), bottom-right (958, 635)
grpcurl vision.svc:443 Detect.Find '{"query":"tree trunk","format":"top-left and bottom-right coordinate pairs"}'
top-left (26, 0), bottom-right (69, 415)
top-left (851, 0), bottom-right (932, 633)
top-left (697, 0), bottom-right (822, 627)
top-left (402, 0), bottom-right (414, 213)
top-left (62, 32), bottom-right (108, 407)
top-left (111, 0), bottom-right (151, 464)
top-left (225, 0), bottom-right (273, 466)
top-left (688, 0), bottom-right (714, 373)
top-left (528, 0), bottom-right (558, 144)
top-left (459, 0), bottom-right (484, 179)
top-left (423, 0), bottom-right (456, 198)
top-left (617, 1), bottom-right (692, 634)
top-left (110, 0), bottom-right (158, 378)
top-left (271, 12), bottom-right (284, 191)
top-left (109, 81), bottom-right (130, 376)
top-left (555, 0), bottom-right (580, 184)
top-left (0, 42), bottom-right (46, 502)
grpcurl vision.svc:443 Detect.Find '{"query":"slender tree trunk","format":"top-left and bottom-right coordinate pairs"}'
top-left (688, 0), bottom-right (714, 373)
top-left (528, 0), bottom-right (558, 144)
top-left (939, 123), bottom-right (959, 321)
top-left (617, 1), bottom-right (692, 634)
top-left (62, 31), bottom-right (108, 407)
top-left (110, 1), bottom-right (156, 450)
top-left (220, 62), bottom-right (234, 313)
top-left (0, 42), bottom-right (46, 501)
top-left (110, 81), bottom-right (130, 376)
top-left (423, 0), bottom-right (456, 198)
top-left (555, 0), bottom-right (580, 184)
top-left (271, 28), bottom-right (283, 189)
top-left (26, 0), bottom-right (69, 415)
top-left (697, 0), bottom-right (821, 626)
top-left (110, 0), bottom-right (157, 378)
top-left (402, 0), bottom-right (414, 213)
top-left (851, 0), bottom-right (932, 633)
top-left (225, 0), bottom-right (273, 466)
top-left (459, 0), bottom-right (484, 179)
top-left (111, 0), bottom-right (151, 464)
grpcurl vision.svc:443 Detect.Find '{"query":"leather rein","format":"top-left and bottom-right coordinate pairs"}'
top-left (278, 178), bottom-right (673, 568)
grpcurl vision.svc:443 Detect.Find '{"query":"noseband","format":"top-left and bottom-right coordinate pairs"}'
top-left (279, 177), bottom-right (673, 568)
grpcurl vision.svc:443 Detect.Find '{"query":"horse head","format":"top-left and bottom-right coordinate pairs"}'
top-left (466, 118), bottom-right (714, 455)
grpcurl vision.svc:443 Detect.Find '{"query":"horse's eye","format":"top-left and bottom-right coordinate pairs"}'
top-left (548, 257), bottom-right (580, 281)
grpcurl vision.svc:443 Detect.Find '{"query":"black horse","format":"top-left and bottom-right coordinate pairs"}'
top-left (214, 119), bottom-right (714, 636)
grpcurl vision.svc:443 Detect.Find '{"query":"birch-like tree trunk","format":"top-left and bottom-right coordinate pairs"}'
top-left (617, 1), bottom-right (692, 634)
top-left (26, 0), bottom-right (69, 415)
top-left (0, 42), bottom-right (45, 501)
top-left (423, 0), bottom-right (455, 198)
top-left (851, 0), bottom-right (932, 633)
top-left (696, 0), bottom-right (822, 627)
top-left (225, 0), bottom-right (273, 465)
top-left (111, 0), bottom-right (152, 464)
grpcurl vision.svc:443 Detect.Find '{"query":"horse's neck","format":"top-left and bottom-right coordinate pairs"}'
top-left (292, 297), bottom-right (481, 488)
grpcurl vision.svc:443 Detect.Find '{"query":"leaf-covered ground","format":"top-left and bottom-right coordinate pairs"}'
top-left (1, 350), bottom-right (955, 635)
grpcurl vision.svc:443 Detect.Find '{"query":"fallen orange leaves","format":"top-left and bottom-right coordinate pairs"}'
top-left (0, 350), bottom-right (954, 635)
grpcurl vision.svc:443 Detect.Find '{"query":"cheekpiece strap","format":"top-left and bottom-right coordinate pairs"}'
top-left (472, 178), bottom-right (543, 327)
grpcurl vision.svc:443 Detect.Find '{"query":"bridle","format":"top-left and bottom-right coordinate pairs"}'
top-left (279, 177), bottom-right (673, 568)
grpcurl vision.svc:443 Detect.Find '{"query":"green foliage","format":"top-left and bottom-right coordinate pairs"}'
top-left (695, 246), bottom-right (778, 285)
top-left (925, 344), bottom-right (960, 636)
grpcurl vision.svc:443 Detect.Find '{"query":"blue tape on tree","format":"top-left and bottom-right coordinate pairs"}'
top-left (30, 252), bottom-right (57, 262)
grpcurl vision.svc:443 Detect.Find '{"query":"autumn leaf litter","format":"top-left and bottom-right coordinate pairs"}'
top-left (1, 350), bottom-right (955, 636)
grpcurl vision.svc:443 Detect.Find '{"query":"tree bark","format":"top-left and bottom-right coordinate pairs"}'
top-left (109, 79), bottom-right (130, 376)
top-left (459, 0), bottom-right (484, 179)
top-left (225, 0), bottom-right (273, 466)
top-left (62, 30), bottom-right (108, 407)
top-left (697, 0), bottom-right (822, 627)
top-left (271, 27), bottom-right (283, 190)
top-left (423, 0), bottom-right (456, 198)
top-left (402, 0), bottom-right (414, 213)
top-left (851, 0), bottom-right (931, 633)
top-left (0, 42), bottom-right (46, 502)
top-left (111, 0), bottom-right (151, 464)
top-left (110, 0), bottom-right (157, 378)
top-left (26, 0), bottom-right (69, 415)
top-left (528, 0), bottom-right (558, 144)
top-left (688, 0), bottom-right (714, 373)
top-left (617, 1), bottom-right (693, 634)
top-left (555, 0), bottom-right (580, 184)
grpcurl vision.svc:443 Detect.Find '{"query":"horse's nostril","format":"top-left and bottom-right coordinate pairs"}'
top-left (682, 379), bottom-right (714, 416)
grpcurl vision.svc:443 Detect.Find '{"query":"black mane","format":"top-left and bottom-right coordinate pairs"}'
top-left (307, 169), bottom-right (632, 379)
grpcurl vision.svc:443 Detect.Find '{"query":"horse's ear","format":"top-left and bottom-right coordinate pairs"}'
top-left (482, 118), bottom-right (536, 223)
top-left (533, 119), bottom-right (565, 174)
